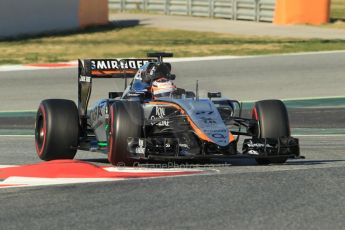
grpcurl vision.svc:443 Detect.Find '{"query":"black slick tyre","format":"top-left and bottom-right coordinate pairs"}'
top-left (108, 101), bottom-right (143, 166)
top-left (252, 100), bottom-right (290, 165)
top-left (35, 99), bottom-right (79, 161)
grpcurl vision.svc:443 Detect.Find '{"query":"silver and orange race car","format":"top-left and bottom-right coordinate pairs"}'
top-left (35, 52), bottom-right (300, 166)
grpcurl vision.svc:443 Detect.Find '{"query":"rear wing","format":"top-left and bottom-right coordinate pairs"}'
top-left (78, 58), bottom-right (155, 122)
top-left (78, 59), bottom-right (155, 78)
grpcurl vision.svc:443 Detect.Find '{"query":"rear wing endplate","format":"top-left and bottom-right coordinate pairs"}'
top-left (78, 58), bottom-right (155, 124)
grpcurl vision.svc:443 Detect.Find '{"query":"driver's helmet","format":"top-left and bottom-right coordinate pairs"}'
top-left (151, 78), bottom-right (176, 98)
top-left (146, 63), bottom-right (171, 82)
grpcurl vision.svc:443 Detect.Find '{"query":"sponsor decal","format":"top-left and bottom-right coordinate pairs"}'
top-left (135, 139), bottom-right (146, 155)
top-left (246, 141), bottom-right (273, 148)
top-left (179, 143), bottom-right (189, 148)
top-left (79, 75), bottom-right (91, 83)
top-left (105, 105), bottom-right (109, 116)
top-left (90, 102), bottom-right (106, 126)
top-left (203, 129), bottom-right (227, 133)
top-left (211, 133), bottom-right (226, 139)
top-left (247, 150), bottom-right (259, 155)
top-left (90, 59), bottom-right (152, 70)
top-left (150, 107), bottom-right (169, 127)
top-left (134, 70), bottom-right (143, 80)
top-left (200, 117), bottom-right (217, 124)
top-left (149, 66), bottom-right (156, 75)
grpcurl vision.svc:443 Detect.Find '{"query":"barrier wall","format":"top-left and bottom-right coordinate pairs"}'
top-left (109, 0), bottom-right (331, 25)
top-left (79, 0), bottom-right (109, 28)
top-left (109, 0), bottom-right (276, 22)
top-left (274, 0), bottom-right (330, 25)
top-left (0, 0), bottom-right (108, 39)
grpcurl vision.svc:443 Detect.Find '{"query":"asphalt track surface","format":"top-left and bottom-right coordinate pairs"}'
top-left (0, 52), bottom-right (345, 229)
top-left (0, 51), bottom-right (345, 111)
top-left (0, 135), bottom-right (344, 229)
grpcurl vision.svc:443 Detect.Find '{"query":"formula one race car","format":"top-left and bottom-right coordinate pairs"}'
top-left (35, 52), bottom-right (300, 166)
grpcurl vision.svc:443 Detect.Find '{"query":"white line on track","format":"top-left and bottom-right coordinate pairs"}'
top-left (166, 50), bottom-right (345, 63)
top-left (0, 64), bottom-right (77, 72)
top-left (0, 61), bottom-right (77, 72)
top-left (103, 167), bottom-right (202, 173)
top-left (0, 165), bottom-right (18, 168)
top-left (0, 177), bottom-right (123, 188)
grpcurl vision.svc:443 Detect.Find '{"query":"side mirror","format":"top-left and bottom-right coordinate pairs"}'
top-left (186, 91), bottom-right (196, 98)
top-left (208, 92), bottom-right (222, 99)
top-left (169, 74), bottom-right (176, 80)
top-left (109, 92), bottom-right (123, 99)
top-left (164, 62), bottom-right (172, 71)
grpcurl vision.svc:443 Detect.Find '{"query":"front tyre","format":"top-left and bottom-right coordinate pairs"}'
top-left (252, 100), bottom-right (290, 165)
top-left (108, 101), bottom-right (143, 166)
top-left (35, 99), bottom-right (79, 161)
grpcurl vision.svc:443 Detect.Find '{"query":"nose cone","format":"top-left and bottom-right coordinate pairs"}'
top-left (197, 122), bottom-right (230, 147)
top-left (185, 99), bottom-right (230, 147)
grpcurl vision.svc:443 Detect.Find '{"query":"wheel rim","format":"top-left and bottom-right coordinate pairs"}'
top-left (36, 115), bottom-right (44, 147)
top-left (35, 106), bottom-right (46, 156)
top-left (251, 107), bottom-right (260, 137)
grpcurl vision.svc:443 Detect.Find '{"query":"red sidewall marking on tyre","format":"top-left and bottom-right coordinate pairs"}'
top-left (107, 105), bottom-right (114, 163)
top-left (252, 107), bottom-right (258, 120)
top-left (0, 160), bottom-right (205, 188)
top-left (35, 104), bottom-right (47, 157)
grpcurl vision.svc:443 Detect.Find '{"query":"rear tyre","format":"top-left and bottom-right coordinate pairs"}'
top-left (35, 99), bottom-right (79, 161)
top-left (108, 101), bottom-right (143, 166)
top-left (252, 100), bottom-right (290, 165)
